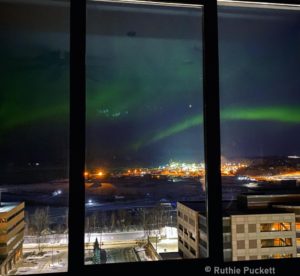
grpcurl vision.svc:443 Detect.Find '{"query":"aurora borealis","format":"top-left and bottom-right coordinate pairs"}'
top-left (1, 2), bottom-right (300, 169)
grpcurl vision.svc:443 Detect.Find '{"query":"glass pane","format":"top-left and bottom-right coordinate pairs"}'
top-left (218, 0), bottom-right (300, 262)
top-left (0, 0), bottom-right (69, 274)
top-left (85, 0), bottom-right (205, 264)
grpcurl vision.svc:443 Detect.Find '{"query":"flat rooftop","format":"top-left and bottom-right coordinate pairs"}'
top-left (223, 206), bottom-right (294, 217)
top-left (0, 202), bottom-right (21, 213)
top-left (179, 200), bottom-right (297, 216)
top-left (178, 201), bottom-right (205, 212)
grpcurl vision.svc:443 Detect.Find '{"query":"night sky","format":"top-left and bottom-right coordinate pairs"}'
top-left (1, 2), bottom-right (300, 170)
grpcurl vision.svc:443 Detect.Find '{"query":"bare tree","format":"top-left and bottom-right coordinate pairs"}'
top-left (30, 207), bottom-right (50, 253)
top-left (142, 209), bottom-right (152, 240)
top-left (85, 216), bottom-right (91, 243)
top-left (91, 212), bottom-right (99, 233)
top-left (154, 204), bottom-right (165, 234)
top-left (24, 211), bottom-right (31, 236)
top-left (110, 212), bottom-right (116, 231)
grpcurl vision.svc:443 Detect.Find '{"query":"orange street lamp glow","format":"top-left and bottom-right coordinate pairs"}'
top-left (98, 171), bottom-right (103, 176)
top-left (84, 172), bottom-right (89, 177)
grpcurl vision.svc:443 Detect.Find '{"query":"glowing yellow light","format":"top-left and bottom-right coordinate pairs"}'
top-left (84, 172), bottom-right (89, 177)
top-left (128, 170), bottom-right (131, 173)
top-left (98, 171), bottom-right (103, 176)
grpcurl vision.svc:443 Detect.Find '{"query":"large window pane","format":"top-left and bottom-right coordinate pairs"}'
top-left (0, 0), bottom-right (69, 274)
top-left (85, 0), bottom-right (205, 264)
top-left (218, 0), bottom-right (300, 262)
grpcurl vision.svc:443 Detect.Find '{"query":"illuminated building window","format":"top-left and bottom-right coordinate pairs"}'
top-left (260, 223), bottom-right (292, 232)
top-left (261, 238), bottom-right (293, 248)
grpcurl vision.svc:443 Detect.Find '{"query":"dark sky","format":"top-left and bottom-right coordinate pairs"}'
top-left (1, 1), bottom-right (300, 169)
top-left (219, 6), bottom-right (300, 158)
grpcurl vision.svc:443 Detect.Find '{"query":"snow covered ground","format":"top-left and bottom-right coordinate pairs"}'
top-left (135, 246), bottom-right (152, 261)
top-left (9, 226), bottom-right (178, 274)
top-left (155, 238), bottom-right (178, 254)
top-left (11, 248), bottom-right (68, 275)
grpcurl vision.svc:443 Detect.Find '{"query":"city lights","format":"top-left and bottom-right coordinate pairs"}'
top-left (120, 161), bottom-right (247, 178)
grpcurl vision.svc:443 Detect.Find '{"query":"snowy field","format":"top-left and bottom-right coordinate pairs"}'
top-left (10, 248), bottom-right (68, 275)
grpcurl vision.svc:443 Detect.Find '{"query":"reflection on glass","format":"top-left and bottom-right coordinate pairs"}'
top-left (218, 1), bottom-right (300, 261)
top-left (0, 0), bottom-right (69, 274)
top-left (85, 1), bottom-right (204, 263)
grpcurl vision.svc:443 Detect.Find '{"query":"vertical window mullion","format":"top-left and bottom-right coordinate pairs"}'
top-left (69, 0), bottom-right (86, 274)
top-left (203, 0), bottom-right (223, 262)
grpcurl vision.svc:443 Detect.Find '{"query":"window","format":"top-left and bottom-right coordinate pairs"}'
top-left (219, 0), bottom-right (300, 262)
top-left (0, 0), bottom-right (69, 274)
top-left (190, 247), bottom-right (196, 255)
top-left (223, 233), bottom-right (231, 243)
top-left (4, 0), bottom-right (300, 274)
top-left (261, 238), bottom-right (293, 248)
top-left (237, 240), bottom-right (245, 250)
top-left (248, 224), bottom-right (256, 233)
top-left (179, 237), bottom-right (183, 244)
top-left (249, 240), bottom-right (257, 249)
top-left (179, 224), bottom-right (183, 231)
top-left (260, 223), bottom-right (292, 232)
top-left (263, 253), bottom-right (294, 259)
top-left (189, 232), bottom-right (196, 241)
top-left (85, 0), bottom-right (205, 264)
top-left (189, 218), bottom-right (195, 227)
top-left (297, 238), bottom-right (300, 248)
top-left (200, 239), bottom-right (207, 249)
top-left (236, 224), bottom-right (245, 233)
top-left (199, 215), bottom-right (207, 233)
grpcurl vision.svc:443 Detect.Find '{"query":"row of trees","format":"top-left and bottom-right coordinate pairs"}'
top-left (25, 207), bottom-right (68, 253)
top-left (85, 204), bottom-right (176, 238)
top-left (24, 204), bottom-right (176, 252)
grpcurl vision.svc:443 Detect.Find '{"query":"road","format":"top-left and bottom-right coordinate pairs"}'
top-left (25, 231), bottom-right (148, 245)
top-left (85, 231), bottom-right (146, 243)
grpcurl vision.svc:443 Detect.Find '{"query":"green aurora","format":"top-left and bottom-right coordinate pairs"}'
top-left (1, 60), bottom-right (300, 151)
top-left (132, 105), bottom-right (300, 149)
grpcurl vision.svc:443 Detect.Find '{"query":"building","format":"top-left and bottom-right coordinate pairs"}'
top-left (177, 202), bottom-right (202, 258)
top-left (177, 194), bottom-right (300, 261)
top-left (0, 202), bottom-right (25, 275)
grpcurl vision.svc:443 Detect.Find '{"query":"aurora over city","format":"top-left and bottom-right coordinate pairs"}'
top-left (1, 0), bottom-right (300, 271)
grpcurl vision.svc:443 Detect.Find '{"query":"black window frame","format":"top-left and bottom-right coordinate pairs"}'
top-left (25, 0), bottom-right (300, 275)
